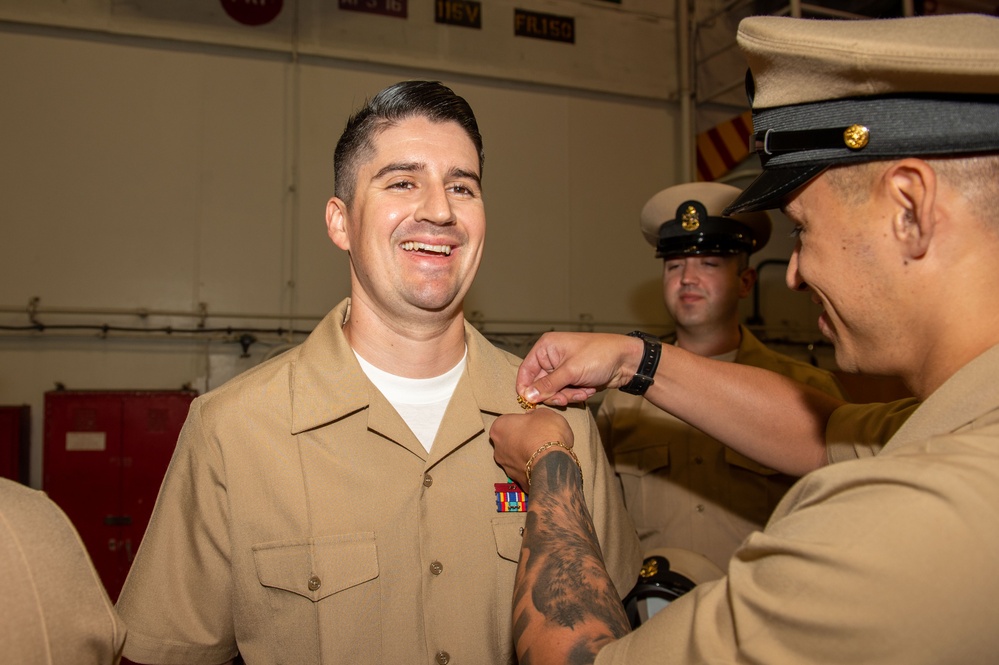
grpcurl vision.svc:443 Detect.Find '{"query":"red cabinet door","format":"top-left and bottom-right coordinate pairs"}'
top-left (0, 405), bottom-right (30, 483)
top-left (120, 393), bottom-right (194, 575)
top-left (43, 390), bottom-right (195, 600)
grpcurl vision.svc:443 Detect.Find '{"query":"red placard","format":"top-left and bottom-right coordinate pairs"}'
top-left (220, 0), bottom-right (284, 26)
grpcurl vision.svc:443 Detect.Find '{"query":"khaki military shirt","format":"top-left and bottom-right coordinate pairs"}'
top-left (117, 298), bottom-right (641, 665)
top-left (597, 342), bottom-right (999, 664)
top-left (597, 327), bottom-right (845, 570)
top-left (0, 478), bottom-right (126, 664)
top-left (826, 398), bottom-right (920, 462)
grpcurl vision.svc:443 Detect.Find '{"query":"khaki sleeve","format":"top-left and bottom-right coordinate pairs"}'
top-left (825, 399), bottom-right (920, 463)
top-left (596, 447), bottom-right (995, 663)
top-left (570, 404), bottom-right (643, 599)
top-left (115, 398), bottom-right (239, 665)
top-left (594, 391), bottom-right (621, 463)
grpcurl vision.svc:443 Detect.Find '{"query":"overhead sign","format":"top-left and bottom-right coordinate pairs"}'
top-left (339, 0), bottom-right (408, 19)
top-left (514, 8), bottom-right (574, 44)
top-left (436, 0), bottom-right (481, 29)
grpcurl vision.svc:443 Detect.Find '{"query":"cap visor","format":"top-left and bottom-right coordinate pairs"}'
top-left (724, 164), bottom-right (826, 214)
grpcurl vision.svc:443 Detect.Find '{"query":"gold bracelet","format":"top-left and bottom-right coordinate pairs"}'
top-left (525, 441), bottom-right (582, 488)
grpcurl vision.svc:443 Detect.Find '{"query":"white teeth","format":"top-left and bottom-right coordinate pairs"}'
top-left (401, 241), bottom-right (452, 256)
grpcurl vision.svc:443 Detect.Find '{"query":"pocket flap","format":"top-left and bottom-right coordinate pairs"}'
top-left (253, 533), bottom-right (379, 601)
top-left (614, 445), bottom-right (670, 478)
top-left (492, 517), bottom-right (526, 563)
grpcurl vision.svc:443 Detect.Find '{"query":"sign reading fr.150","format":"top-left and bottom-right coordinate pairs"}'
top-left (514, 8), bottom-right (574, 43)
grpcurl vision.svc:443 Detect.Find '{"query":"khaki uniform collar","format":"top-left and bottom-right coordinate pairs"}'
top-left (884, 342), bottom-right (999, 452)
top-left (289, 298), bottom-right (524, 437)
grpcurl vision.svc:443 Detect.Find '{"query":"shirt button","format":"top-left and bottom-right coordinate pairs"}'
top-left (436, 651), bottom-right (451, 664)
top-left (423, 473), bottom-right (433, 487)
top-left (308, 575), bottom-right (322, 591)
top-left (430, 561), bottom-right (444, 575)
top-left (694, 456), bottom-right (703, 464)
top-left (696, 504), bottom-right (705, 513)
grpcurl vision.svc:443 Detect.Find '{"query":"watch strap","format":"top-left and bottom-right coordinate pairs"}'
top-left (619, 331), bottom-right (662, 396)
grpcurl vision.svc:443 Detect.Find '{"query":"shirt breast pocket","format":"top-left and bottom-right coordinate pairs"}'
top-left (613, 445), bottom-right (670, 538)
top-left (253, 533), bottom-right (380, 662)
top-left (492, 516), bottom-right (527, 665)
top-left (614, 445), bottom-right (671, 478)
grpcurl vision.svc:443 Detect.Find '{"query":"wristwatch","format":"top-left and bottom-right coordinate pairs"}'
top-left (619, 331), bottom-right (662, 396)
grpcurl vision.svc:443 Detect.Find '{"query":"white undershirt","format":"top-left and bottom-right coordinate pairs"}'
top-left (353, 347), bottom-right (467, 453)
top-left (711, 348), bottom-right (739, 363)
top-left (674, 340), bottom-right (739, 363)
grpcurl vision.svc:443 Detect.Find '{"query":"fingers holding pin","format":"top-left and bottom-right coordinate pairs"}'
top-left (516, 394), bottom-right (537, 410)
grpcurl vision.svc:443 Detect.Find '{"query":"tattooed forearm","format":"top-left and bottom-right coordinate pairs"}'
top-left (512, 451), bottom-right (631, 665)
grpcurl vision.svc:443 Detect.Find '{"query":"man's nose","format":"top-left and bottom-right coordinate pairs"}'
top-left (416, 185), bottom-right (456, 225)
top-left (785, 244), bottom-right (808, 292)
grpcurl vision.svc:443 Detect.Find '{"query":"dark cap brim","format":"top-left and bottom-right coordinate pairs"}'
top-left (723, 164), bottom-right (827, 215)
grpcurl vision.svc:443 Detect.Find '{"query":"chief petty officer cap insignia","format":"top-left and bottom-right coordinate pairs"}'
top-left (622, 547), bottom-right (724, 628)
top-left (724, 14), bottom-right (999, 215)
top-left (640, 182), bottom-right (772, 259)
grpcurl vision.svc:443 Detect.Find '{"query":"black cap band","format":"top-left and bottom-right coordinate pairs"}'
top-left (726, 93), bottom-right (999, 214)
top-left (657, 199), bottom-right (757, 257)
top-left (757, 94), bottom-right (999, 167)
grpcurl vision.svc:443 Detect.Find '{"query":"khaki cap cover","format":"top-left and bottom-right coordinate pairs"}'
top-left (740, 14), bottom-right (999, 109)
top-left (640, 182), bottom-right (771, 257)
top-left (644, 547), bottom-right (725, 585)
top-left (725, 14), bottom-right (999, 214)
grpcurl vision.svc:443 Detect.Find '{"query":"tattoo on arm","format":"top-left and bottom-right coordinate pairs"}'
top-left (513, 452), bottom-right (631, 665)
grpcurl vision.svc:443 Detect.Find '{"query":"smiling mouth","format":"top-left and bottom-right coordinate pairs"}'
top-left (401, 241), bottom-right (452, 256)
top-left (679, 291), bottom-right (705, 302)
top-left (817, 311), bottom-right (835, 338)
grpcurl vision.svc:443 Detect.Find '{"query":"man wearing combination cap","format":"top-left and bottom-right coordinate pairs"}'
top-left (489, 14), bottom-right (999, 664)
top-left (597, 182), bottom-right (844, 576)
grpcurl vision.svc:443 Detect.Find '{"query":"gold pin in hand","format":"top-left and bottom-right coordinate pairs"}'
top-left (516, 394), bottom-right (537, 410)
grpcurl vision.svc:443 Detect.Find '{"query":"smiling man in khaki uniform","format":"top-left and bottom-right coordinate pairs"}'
top-left (487, 13), bottom-right (999, 664)
top-left (115, 81), bottom-right (641, 665)
top-left (598, 182), bottom-right (844, 574)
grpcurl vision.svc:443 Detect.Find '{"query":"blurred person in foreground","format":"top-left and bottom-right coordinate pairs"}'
top-left (0, 477), bottom-right (126, 664)
top-left (491, 14), bottom-right (999, 664)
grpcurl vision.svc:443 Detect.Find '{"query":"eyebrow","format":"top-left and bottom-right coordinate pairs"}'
top-left (372, 161), bottom-right (481, 186)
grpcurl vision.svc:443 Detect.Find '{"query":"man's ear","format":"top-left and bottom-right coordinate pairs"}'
top-left (738, 264), bottom-right (757, 299)
top-left (885, 158), bottom-right (938, 260)
top-left (326, 197), bottom-right (351, 251)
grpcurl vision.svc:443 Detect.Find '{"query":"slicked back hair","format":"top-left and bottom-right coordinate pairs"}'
top-left (333, 80), bottom-right (484, 205)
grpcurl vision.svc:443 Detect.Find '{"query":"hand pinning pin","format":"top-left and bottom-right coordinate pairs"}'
top-left (516, 394), bottom-right (537, 410)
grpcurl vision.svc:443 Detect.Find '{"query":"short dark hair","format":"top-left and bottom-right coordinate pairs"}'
top-left (333, 80), bottom-right (484, 205)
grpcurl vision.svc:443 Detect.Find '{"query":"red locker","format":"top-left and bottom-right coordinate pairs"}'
top-left (0, 405), bottom-right (30, 484)
top-left (43, 390), bottom-right (196, 600)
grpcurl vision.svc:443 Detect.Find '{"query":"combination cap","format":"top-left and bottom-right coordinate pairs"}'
top-left (641, 182), bottom-right (771, 258)
top-left (622, 547), bottom-right (725, 628)
top-left (725, 14), bottom-right (999, 214)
